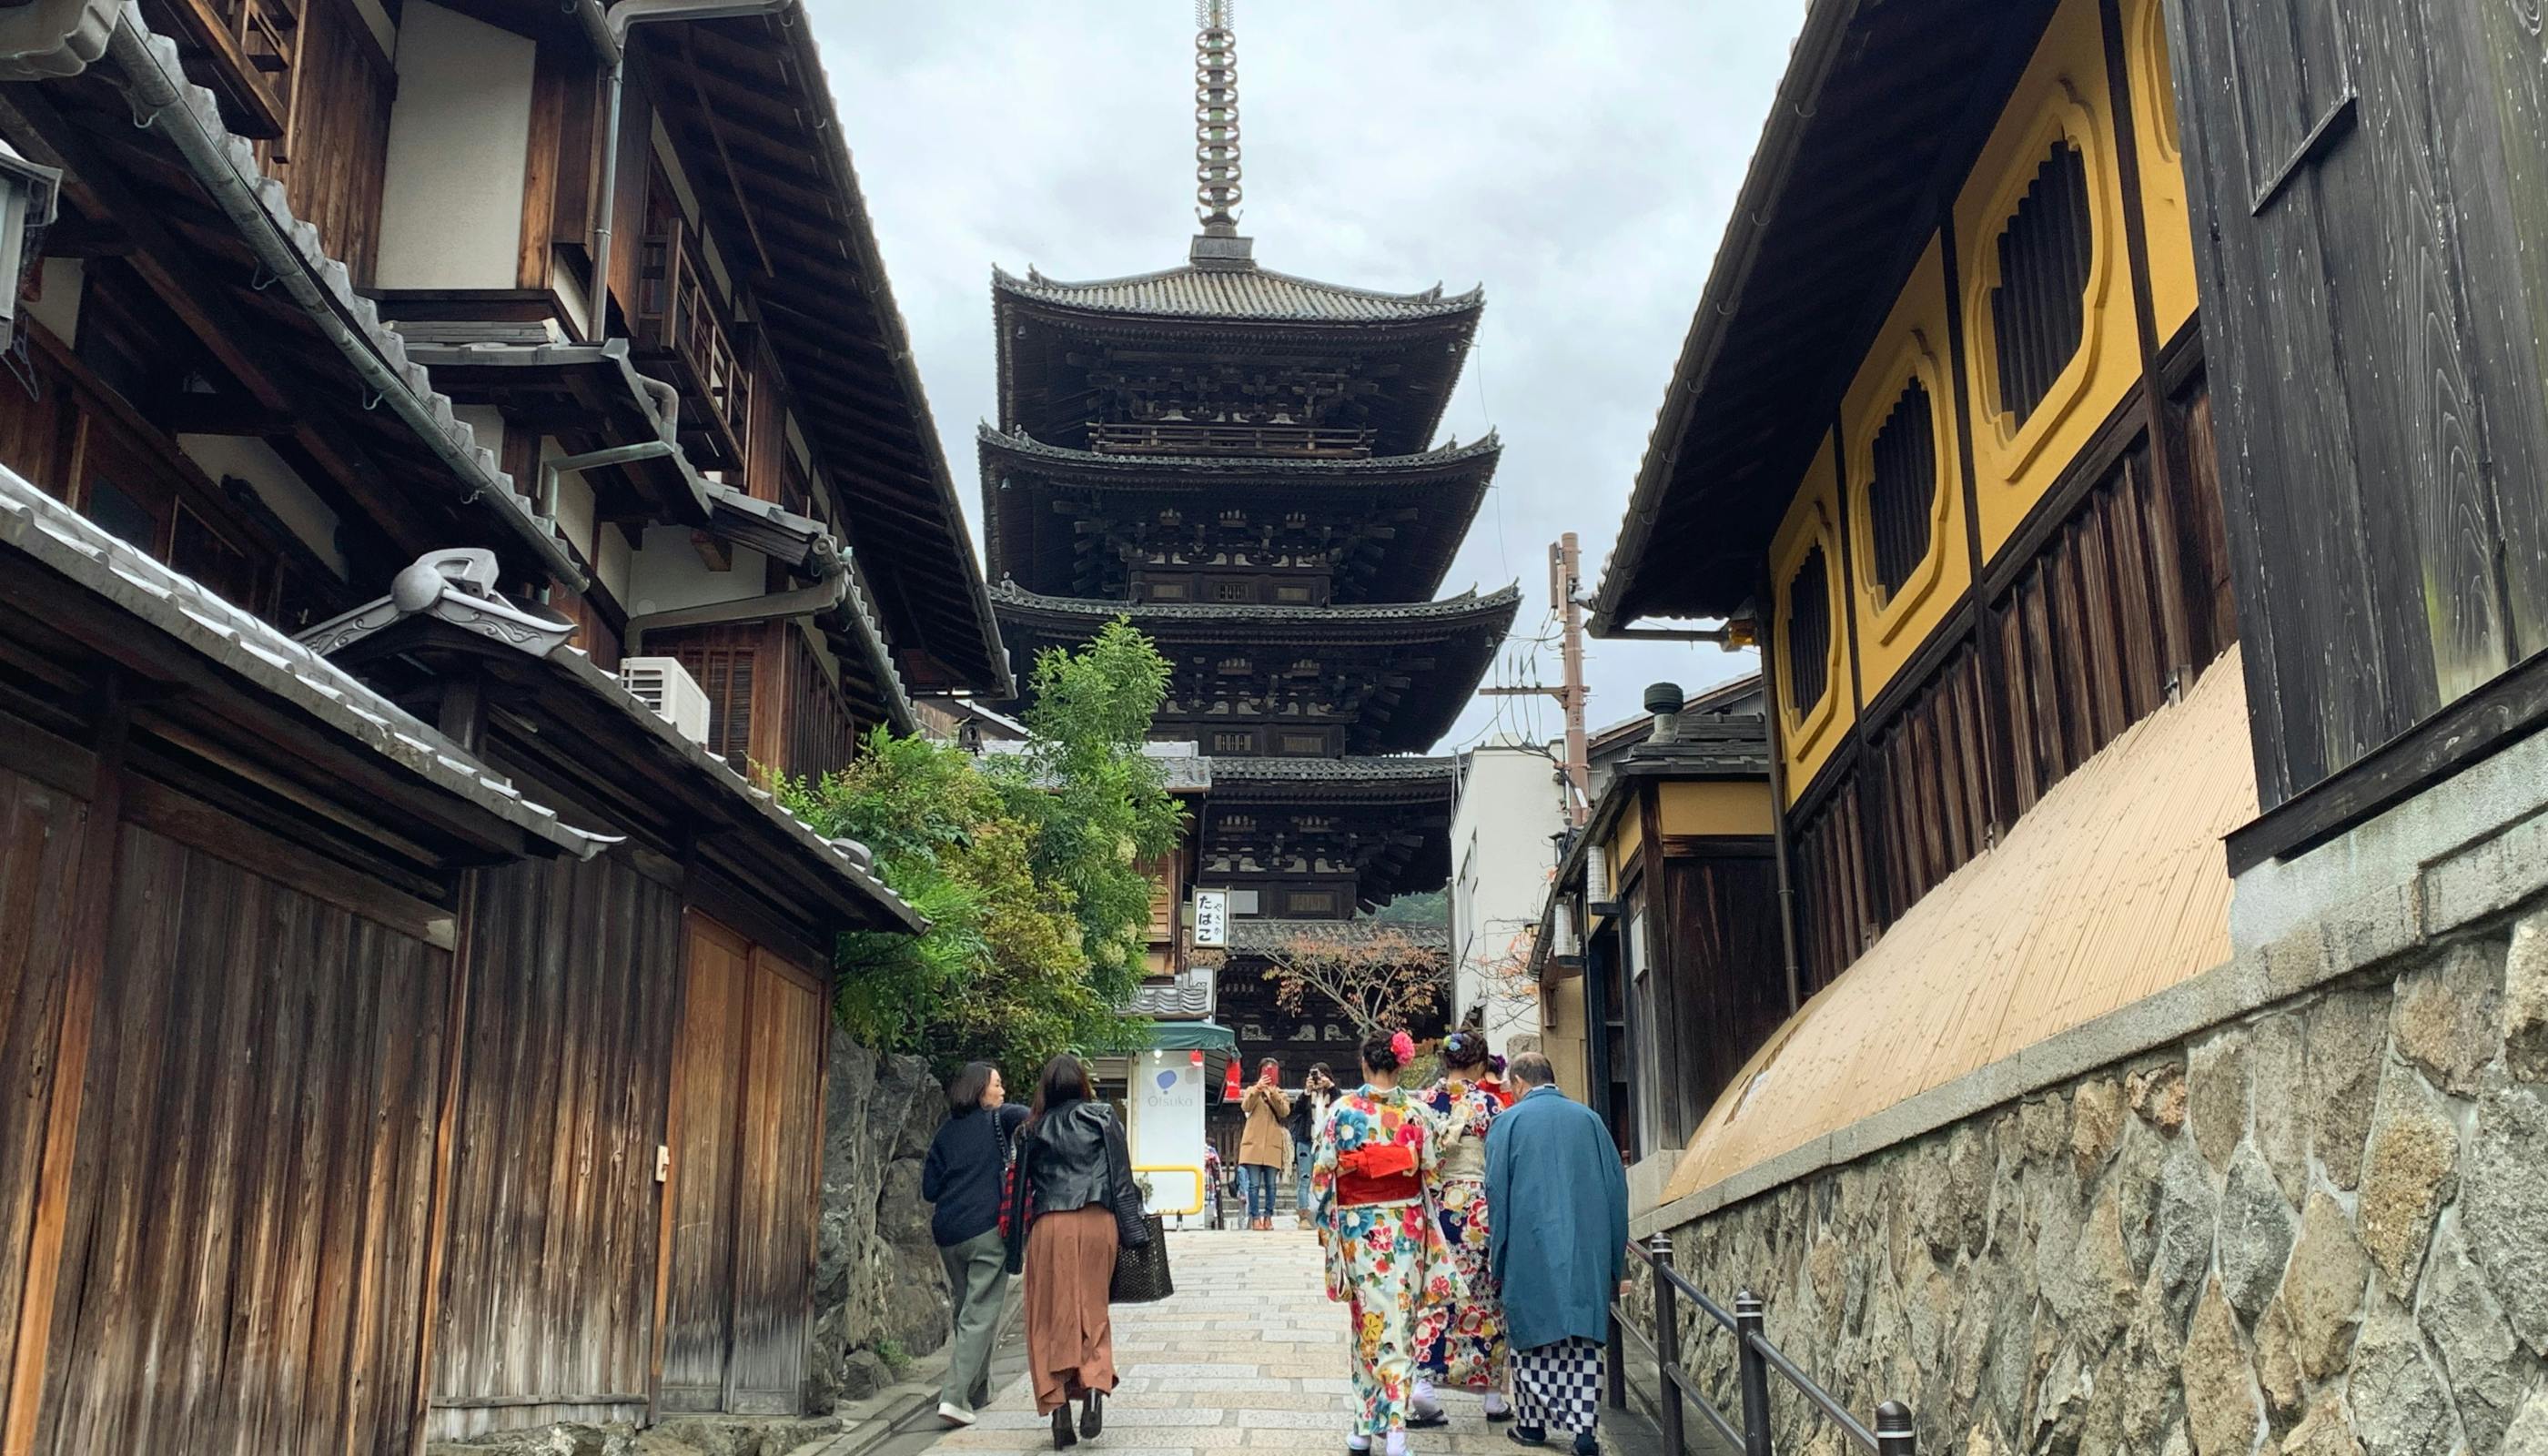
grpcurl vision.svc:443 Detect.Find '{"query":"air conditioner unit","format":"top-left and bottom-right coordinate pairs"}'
top-left (621, 656), bottom-right (711, 746)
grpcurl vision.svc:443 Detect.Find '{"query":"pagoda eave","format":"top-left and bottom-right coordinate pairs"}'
top-left (981, 428), bottom-right (1500, 604)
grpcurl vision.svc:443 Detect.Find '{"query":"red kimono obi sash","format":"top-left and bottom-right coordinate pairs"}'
top-left (1335, 1142), bottom-right (1421, 1206)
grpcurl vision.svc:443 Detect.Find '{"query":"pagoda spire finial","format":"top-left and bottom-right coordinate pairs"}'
top-left (1190, 0), bottom-right (1254, 267)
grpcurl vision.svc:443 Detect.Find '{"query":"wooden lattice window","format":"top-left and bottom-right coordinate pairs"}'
top-left (1988, 141), bottom-right (2095, 424)
top-left (1210, 729), bottom-right (1256, 753)
top-left (1785, 544), bottom-right (1833, 716)
top-left (1866, 379), bottom-right (1938, 597)
top-left (673, 644), bottom-right (755, 767)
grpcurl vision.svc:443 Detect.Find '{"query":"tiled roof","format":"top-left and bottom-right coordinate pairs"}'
top-left (1226, 918), bottom-right (1451, 954)
top-left (1614, 715), bottom-right (1773, 779)
top-left (995, 263), bottom-right (1482, 324)
top-left (978, 425), bottom-right (1502, 478)
top-left (0, 469), bottom-right (612, 860)
top-left (988, 582), bottom-right (1521, 630)
top-left (976, 740), bottom-right (1214, 794)
top-left (1208, 756), bottom-right (1459, 785)
top-left (1127, 980), bottom-right (1214, 1018)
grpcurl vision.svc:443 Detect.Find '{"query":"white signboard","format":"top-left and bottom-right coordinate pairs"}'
top-left (1127, 1050), bottom-right (1208, 1216)
top-left (1193, 888), bottom-right (1228, 948)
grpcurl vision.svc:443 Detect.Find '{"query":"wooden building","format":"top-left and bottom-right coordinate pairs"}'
top-left (980, 3), bottom-right (1503, 1087)
top-left (1530, 682), bottom-right (1775, 1179)
top-left (1589, 0), bottom-right (2248, 1204)
top-left (0, 0), bottom-right (999, 1448)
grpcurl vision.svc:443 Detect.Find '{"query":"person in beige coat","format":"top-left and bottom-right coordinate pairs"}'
top-left (1237, 1058), bottom-right (1292, 1229)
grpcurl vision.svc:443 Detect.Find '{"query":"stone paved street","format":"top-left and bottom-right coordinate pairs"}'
top-left (923, 1229), bottom-right (1531, 1456)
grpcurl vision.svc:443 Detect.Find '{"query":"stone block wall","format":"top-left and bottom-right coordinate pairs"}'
top-left (809, 1035), bottom-right (956, 1410)
top-left (1649, 910), bottom-right (2548, 1456)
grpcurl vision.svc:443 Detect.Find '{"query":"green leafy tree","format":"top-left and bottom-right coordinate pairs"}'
top-left (988, 620), bottom-right (1188, 1015)
top-left (780, 620), bottom-right (1186, 1077)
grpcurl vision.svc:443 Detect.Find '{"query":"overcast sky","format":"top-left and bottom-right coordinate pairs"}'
top-left (813, 1), bottom-right (1807, 752)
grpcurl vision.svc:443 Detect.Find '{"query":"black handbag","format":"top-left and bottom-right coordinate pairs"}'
top-left (1109, 1213), bottom-right (1173, 1304)
top-left (1102, 1118), bottom-right (1171, 1302)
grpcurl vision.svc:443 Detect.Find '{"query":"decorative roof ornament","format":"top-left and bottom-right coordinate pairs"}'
top-left (1190, 0), bottom-right (1254, 268)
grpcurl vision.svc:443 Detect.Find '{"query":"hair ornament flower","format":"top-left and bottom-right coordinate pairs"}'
top-left (1390, 1029), bottom-right (1416, 1065)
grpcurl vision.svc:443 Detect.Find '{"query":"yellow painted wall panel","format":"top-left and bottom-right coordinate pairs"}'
top-left (1542, 977), bottom-right (1588, 1100)
top-left (1840, 238), bottom-right (1971, 703)
top-left (1608, 806), bottom-right (1644, 890)
top-left (2122, 0), bottom-right (2199, 339)
top-left (1657, 780), bottom-right (1775, 838)
top-left (1954, 0), bottom-right (2142, 560)
top-left (1770, 435), bottom-right (1855, 804)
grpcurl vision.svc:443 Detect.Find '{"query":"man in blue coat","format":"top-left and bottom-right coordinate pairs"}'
top-left (1484, 1052), bottom-right (1629, 1455)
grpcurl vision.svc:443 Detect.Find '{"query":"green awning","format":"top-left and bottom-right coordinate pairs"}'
top-left (1148, 1020), bottom-right (1237, 1054)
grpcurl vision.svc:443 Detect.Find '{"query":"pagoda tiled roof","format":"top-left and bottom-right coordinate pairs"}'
top-left (1207, 755), bottom-right (1460, 784)
top-left (978, 425), bottom-right (1501, 478)
top-left (987, 582), bottom-right (1520, 634)
top-left (995, 262), bottom-right (1481, 325)
top-left (1225, 918), bottom-right (1451, 954)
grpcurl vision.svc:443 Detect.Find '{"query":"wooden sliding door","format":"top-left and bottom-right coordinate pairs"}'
top-left (658, 914), bottom-right (825, 1416)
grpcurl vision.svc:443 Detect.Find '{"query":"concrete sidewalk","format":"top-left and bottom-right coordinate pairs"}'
top-left (905, 1228), bottom-right (1663, 1456)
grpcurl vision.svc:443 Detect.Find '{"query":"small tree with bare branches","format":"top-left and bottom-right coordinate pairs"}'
top-left (1259, 924), bottom-right (1451, 1036)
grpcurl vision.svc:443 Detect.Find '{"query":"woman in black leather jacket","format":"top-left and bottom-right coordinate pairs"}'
top-left (1004, 1054), bottom-right (1150, 1450)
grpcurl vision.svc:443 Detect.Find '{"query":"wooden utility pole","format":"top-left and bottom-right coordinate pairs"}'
top-left (1480, 533), bottom-right (1592, 825)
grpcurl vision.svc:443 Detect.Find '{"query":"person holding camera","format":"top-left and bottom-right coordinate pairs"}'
top-left (1286, 1063), bottom-right (1337, 1228)
top-left (1238, 1057), bottom-right (1293, 1230)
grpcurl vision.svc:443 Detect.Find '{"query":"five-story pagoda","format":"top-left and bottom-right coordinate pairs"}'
top-left (985, 1), bottom-right (1513, 1082)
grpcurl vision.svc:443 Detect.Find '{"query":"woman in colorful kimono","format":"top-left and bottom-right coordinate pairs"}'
top-left (1418, 1031), bottom-right (1511, 1420)
top-left (1314, 1028), bottom-right (1454, 1456)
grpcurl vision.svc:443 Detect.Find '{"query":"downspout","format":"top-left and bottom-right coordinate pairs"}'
top-left (570, 0), bottom-right (791, 342)
top-left (539, 370), bottom-right (682, 516)
top-left (624, 575), bottom-right (844, 655)
top-left (101, 13), bottom-right (588, 592)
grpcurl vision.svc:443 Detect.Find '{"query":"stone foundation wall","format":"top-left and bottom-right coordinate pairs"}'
top-left (1649, 908), bottom-right (2548, 1456)
top-left (809, 1036), bottom-right (955, 1410)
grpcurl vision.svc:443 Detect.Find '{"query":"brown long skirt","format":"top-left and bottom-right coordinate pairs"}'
top-left (1023, 1205), bottom-right (1119, 1413)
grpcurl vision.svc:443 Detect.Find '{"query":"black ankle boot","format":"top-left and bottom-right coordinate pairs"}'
top-left (1052, 1406), bottom-right (1077, 1449)
top-left (1081, 1390), bottom-right (1106, 1439)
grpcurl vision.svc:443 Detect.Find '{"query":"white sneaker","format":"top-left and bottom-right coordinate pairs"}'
top-left (938, 1402), bottom-right (977, 1427)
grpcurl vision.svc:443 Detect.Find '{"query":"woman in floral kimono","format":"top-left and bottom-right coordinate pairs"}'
top-left (1314, 1029), bottom-right (1453, 1456)
top-left (1419, 1031), bottom-right (1511, 1419)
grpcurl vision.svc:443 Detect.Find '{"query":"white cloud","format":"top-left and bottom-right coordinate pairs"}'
top-left (813, 0), bottom-right (1808, 750)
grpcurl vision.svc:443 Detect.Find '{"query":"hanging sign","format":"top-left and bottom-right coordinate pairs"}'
top-left (1193, 888), bottom-right (1228, 948)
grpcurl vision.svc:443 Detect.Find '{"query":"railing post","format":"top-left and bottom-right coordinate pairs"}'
top-left (1605, 1297), bottom-right (1627, 1412)
top-left (1734, 1291), bottom-right (1774, 1456)
top-left (1648, 1234), bottom-right (1684, 1456)
top-left (1874, 1400), bottom-right (1916, 1455)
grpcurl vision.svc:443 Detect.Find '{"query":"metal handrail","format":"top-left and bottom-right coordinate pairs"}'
top-left (1613, 1234), bottom-right (1916, 1456)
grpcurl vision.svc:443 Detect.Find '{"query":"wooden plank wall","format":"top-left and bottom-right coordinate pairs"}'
top-left (2172, 0), bottom-right (2548, 807)
top-left (424, 853), bottom-right (684, 1442)
top-left (1645, 851), bottom-right (1783, 1147)
top-left (724, 951), bottom-right (822, 1417)
top-left (31, 822), bottom-right (449, 1456)
top-left (658, 915), bottom-right (749, 1414)
top-left (659, 924), bottom-right (825, 1418)
top-left (0, 769), bottom-right (87, 1450)
top-left (261, 0), bottom-right (396, 285)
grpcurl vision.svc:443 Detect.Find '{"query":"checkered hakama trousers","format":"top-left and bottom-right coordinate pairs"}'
top-left (1511, 1336), bottom-right (1603, 1435)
